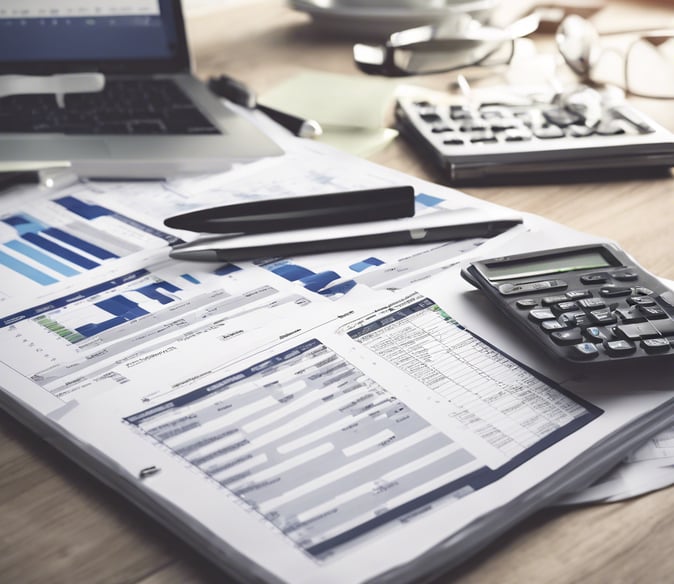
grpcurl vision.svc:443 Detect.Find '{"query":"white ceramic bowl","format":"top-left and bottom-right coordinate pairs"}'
top-left (289, 0), bottom-right (501, 39)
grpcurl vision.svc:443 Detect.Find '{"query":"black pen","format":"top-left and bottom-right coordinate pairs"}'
top-left (257, 103), bottom-right (322, 139)
top-left (0, 170), bottom-right (39, 191)
top-left (208, 75), bottom-right (322, 139)
top-left (164, 186), bottom-right (415, 234)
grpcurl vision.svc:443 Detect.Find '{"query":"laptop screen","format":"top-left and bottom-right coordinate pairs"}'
top-left (0, 0), bottom-right (189, 74)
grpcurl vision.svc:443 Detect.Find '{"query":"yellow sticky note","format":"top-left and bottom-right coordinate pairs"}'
top-left (260, 70), bottom-right (397, 130)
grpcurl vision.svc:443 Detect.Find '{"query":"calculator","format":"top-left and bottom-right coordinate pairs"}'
top-left (461, 243), bottom-right (674, 366)
top-left (395, 89), bottom-right (674, 184)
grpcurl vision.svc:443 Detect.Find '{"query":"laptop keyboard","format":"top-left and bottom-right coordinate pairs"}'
top-left (0, 78), bottom-right (221, 135)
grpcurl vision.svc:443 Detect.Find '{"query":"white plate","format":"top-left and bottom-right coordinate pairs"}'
top-left (289, 0), bottom-right (499, 38)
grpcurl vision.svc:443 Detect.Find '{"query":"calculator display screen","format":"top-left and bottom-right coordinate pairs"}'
top-left (483, 250), bottom-right (613, 282)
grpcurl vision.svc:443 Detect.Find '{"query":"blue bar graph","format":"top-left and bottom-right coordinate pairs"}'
top-left (22, 232), bottom-right (99, 269)
top-left (5, 240), bottom-right (79, 277)
top-left (181, 274), bottom-right (201, 285)
top-left (45, 227), bottom-right (117, 260)
top-left (415, 193), bottom-right (444, 207)
top-left (0, 206), bottom-right (129, 286)
top-left (261, 260), bottom-right (341, 294)
top-left (3, 214), bottom-right (101, 270)
top-left (300, 271), bottom-right (341, 292)
top-left (55, 196), bottom-right (182, 245)
top-left (214, 264), bottom-right (241, 277)
top-left (349, 257), bottom-right (384, 273)
top-left (317, 279), bottom-right (356, 296)
top-left (53, 196), bottom-right (113, 220)
top-left (266, 262), bottom-right (314, 281)
top-left (76, 295), bottom-right (150, 337)
top-left (0, 195), bottom-right (182, 288)
top-left (134, 282), bottom-right (181, 304)
top-left (61, 279), bottom-right (182, 338)
top-left (0, 250), bottom-right (58, 285)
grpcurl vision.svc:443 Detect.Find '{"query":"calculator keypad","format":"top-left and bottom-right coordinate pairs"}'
top-left (395, 91), bottom-right (674, 184)
top-left (401, 99), bottom-right (654, 150)
top-left (510, 267), bottom-right (674, 362)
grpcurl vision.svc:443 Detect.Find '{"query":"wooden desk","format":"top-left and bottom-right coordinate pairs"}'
top-left (2, 1), bottom-right (673, 582)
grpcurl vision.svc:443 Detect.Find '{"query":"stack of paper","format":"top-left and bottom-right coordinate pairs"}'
top-left (0, 119), bottom-right (672, 583)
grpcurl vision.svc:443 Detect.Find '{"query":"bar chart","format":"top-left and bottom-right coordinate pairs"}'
top-left (0, 259), bottom-right (250, 388)
top-left (256, 238), bottom-right (485, 298)
top-left (0, 193), bottom-right (179, 301)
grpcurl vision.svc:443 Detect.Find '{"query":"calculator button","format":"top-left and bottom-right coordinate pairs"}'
top-left (503, 128), bottom-right (532, 142)
top-left (542, 107), bottom-right (583, 127)
top-left (449, 105), bottom-right (471, 120)
top-left (612, 269), bottom-right (639, 282)
top-left (479, 106), bottom-right (508, 119)
top-left (639, 305), bottom-right (668, 320)
top-left (431, 124), bottom-right (454, 133)
top-left (614, 307), bottom-right (646, 323)
top-left (641, 338), bottom-right (671, 354)
top-left (516, 298), bottom-right (538, 309)
top-left (420, 112), bottom-right (442, 123)
top-left (567, 124), bottom-right (594, 138)
top-left (599, 285), bottom-right (632, 298)
top-left (498, 280), bottom-right (567, 296)
top-left (460, 121), bottom-right (488, 132)
top-left (611, 105), bottom-right (654, 133)
top-left (560, 311), bottom-right (590, 327)
top-left (570, 342), bottom-right (600, 360)
top-left (580, 273), bottom-right (610, 284)
top-left (489, 120), bottom-right (518, 132)
top-left (532, 280), bottom-right (568, 291)
top-left (577, 298), bottom-right (606, 310)
top-left (551, 329), bottom-right (583, 345)
top-left (443, 135), bottom-right (465, 146)
top-left (584, 326), bottom-right (612, 342)
top-left (542, 319), bottom-right (567, 331)
top-left (553, 300), bottom-right (579, 315)
top-left (604, 339), bottom-right (637, 357)
top-left (542, 295), bottom-right (569, 306)
top-left (627, 295), bottom-right (656, 307)
top-left (469, 130), bottom-right (497, 143)
top-left (613, 322), bottom-right (660, 341)
top-left (658, 291), bottom-right (674, 309)
top-left (529, 308), bottom-right (555, 322)
top-left (633, 286), bottom-right (654, 296)
top-left (532, 124), bottom-right (565, 139)
top-left (566, 289), bottom-right (593, 300)
top-left (589, 308), bottom-right (618, 325)
top-left (595, 121), bottom-right (625, 136)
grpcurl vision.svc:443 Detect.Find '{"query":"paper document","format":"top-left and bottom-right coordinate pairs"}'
top-left (560, 426), bottom-right (674, 505)
top-left (52, 289), bottom-right (605, 583)
top-left (1, 121), bottom-right (673, 584)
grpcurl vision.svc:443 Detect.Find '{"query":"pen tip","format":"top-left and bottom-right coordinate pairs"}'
top-left (299, 120), bottom-right (323, 139)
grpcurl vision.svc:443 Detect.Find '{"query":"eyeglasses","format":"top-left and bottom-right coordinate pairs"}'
top-left (556, 15), bottom-right (674, 100)
top-left (353, 14), bottom-right (539, 77)
top-left (354, 11), bottom-right (674, 101)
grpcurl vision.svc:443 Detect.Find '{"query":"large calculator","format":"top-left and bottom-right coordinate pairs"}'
top-left (461, 243), bottom-right (674, 366)
top-left (395, 89), bottom-right (674, 184)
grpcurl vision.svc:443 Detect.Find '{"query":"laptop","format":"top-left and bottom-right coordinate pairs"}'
top-left (0, 0), bottom-right (283, 178)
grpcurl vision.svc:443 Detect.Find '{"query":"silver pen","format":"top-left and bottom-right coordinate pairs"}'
top-left (169, 214), bottom-right (522, 262)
